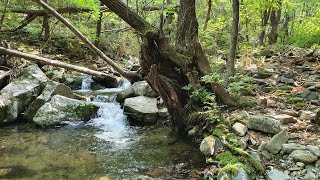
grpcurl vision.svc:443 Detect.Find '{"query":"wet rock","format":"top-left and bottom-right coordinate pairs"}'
top-left (299, 111), bottom-right (315, 121)
top-left (124, 96), bottom-right (168, 125)
top-left (33, 95), bottom-right (99, 127)
top-left (266, 169), bottom-right (290, 180)
top-left (200, 135), bottom-right (216, 156)
top-left (116, 81), bottom-right (157, 102)
top-left (281, 143), bottom-right (306, 154)
top-left (266, 129), bottom-right (289, 154)
top-left (0, 166), bottom-right (36, 179)
top-left (62, 72), bottom-right (86, 89)
top-left (0, 65), bottom-right (47, 124)
top-left (289, 150), bottom-right (318, 164)
top-left (246, 116), bottom-right (282, 134)
top-left (232, 122), bottom-right (247, 136)
top-left (271, 114), bottom-right (296, 124)
top-left (24, 80), bottom-right (78, 120)
top-left (219, 166), bottom-right (249, 180)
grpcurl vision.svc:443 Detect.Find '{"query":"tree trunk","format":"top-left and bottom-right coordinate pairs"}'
top-left (42, 0), bottom-right (50, 40)
top-left (283, 12), bottom-right (290, 37)
top-left (0, 47), bottom-right (119, 86)
top-left (94, 4), bottom-right (103, 47)
top-left (0, 0), bottom-right (10, 31)
top-left (203, 0), bottom-right (212, 31)
top-left (101, 0), bottom-right (238, 135)
top-left (259, 9), bottom-right (270, 46)
top-left (34, 0), bottom-right (139, 82)
top-left (226, 0), bottom-right (239, 83)
top-left (268, 2), bottom-right (282, 44)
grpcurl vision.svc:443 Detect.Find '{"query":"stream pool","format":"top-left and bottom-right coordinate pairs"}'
top-left (0, 81), bottom-right (203, 179)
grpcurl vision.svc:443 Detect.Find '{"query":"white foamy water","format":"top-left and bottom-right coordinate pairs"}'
top-left (81, 76), bottom-right (94, 90)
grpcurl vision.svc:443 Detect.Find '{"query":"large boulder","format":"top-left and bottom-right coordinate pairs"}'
top-left (117, 81), bottom-right (158, 102)
top-left (33, 95), bottom-right (99, 127)
top-left (24, 80), bottom-right (79, 120)
top-left (0, 65), bottom-right (47, 124)
top-left (123, 96), bottom-right (168, 125)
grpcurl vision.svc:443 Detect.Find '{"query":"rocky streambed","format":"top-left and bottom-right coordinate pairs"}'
top-left (0, 64), bottom-right (203, 179)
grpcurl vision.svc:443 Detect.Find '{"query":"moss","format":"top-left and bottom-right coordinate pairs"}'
top-left (293, 102), bottom-right (306, 108)
top-left (217, 164), bottom-right (239, 179)
top-left (216, 151), bottom-right (242, 167)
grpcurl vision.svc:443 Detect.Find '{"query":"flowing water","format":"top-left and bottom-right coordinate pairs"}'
top-left (0, 77), bottom-right (203, 179)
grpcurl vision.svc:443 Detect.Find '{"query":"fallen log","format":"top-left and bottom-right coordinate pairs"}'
top-left (0, 47), bottom-right (119, 86)
top-left (9, 7), bottom-right (93, 16)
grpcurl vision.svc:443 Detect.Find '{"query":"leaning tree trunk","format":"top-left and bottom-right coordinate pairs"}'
top-left (101, 0), bottom-right (238, 135)
top-left (226, 0), bottom-right (240, 83)
top-left (259, 8), bottom-right (270, 46)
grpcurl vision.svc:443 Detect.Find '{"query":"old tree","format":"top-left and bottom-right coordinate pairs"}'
top-left (100, 0), bottom-right (238, 135)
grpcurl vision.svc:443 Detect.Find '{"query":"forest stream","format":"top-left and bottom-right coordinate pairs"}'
top-left (0, 77), bottom-right (202, 179)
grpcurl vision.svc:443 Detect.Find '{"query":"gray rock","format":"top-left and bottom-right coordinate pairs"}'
top-left (261, 150), bottom-right (272, 160)
top-left (131, 175), bottom-right (154, 180)
top-left (271, 114), bottom-right (297, 124)
top-left (62, 72), bottom-right (86, 89)
top-left (306, 145), bottom-right (320, 157)
top-left (266, 129), bottom-right (289, 154)
top-left (299, 111), bottom-right (315, 121)
top-left (200, 135), bottom-right (216, 156)
top-left (267, 169), bottom-right (290, 180)
top-left (312, 109), bottom-right (320, 125)
top-left (289, 150), bottom-right (318, 164)
top-left (304, 171), bottom-right (317, 180)
top-left (124, 96), bottom-right (168, 125)
top-left (24, 80), bottom-right (78, 120)
top-left (116, 81), bottom-right (158, 102)
top-left (33, 95), bottom-right (99, 127)
top-left (258, 141), bottom-right (267, 152)
top-left (301, 90), bottom-right (319, 101)
top-left (232, 167), bottom-right (249, 180)
top-left (279, 76), bottom-right (294, 85)
top-left (0, 65), bottom-right (47, 124)
top-left (247, 115), bottom-right (282, 134)
top-left (281, 143), bottom-right (306, 154)
top-left (281, 110), bottom-right (299, 117)
top-left (232, 122), bottom-right (247, 136)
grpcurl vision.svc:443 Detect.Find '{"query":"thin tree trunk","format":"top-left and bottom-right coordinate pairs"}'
top-left (203, 0), bottom-right (212, 31)
top-left (0, 0), bottom-right (10, 31)
top-left (94, 4), bottom-right (103, 47)
top-left (0, 47), bottom-right (118, 86)
top-left (226, 0), bottom-right (239, 83)
top-left (42, 0), bottom-right (50, 40)
top-left (259, 9), bottom-right (270, 46)
top-left (34, 0), bottom-right (139, 82)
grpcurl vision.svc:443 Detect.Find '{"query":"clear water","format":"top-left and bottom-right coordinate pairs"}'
top-left (0, 79), bottom-right (203, 179)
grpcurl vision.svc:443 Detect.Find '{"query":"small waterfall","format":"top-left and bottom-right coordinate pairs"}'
top-left (81, 76), bottom-right (94, 90)
top-left (89, 96), bottom-right (134, 145)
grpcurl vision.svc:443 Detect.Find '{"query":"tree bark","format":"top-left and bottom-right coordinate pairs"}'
top-left (9, 7), bottom-right (93, 16)
top-left (0, 47), bottom-right (119, 86)
top-left (226, 0), bottom-right (240, 82)
top-left (203, 0), bottom-right (212, 31)
top-left (33, 0), bottom-right (139, 82)
top-left (0, 0), bottom-right (10, 31)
